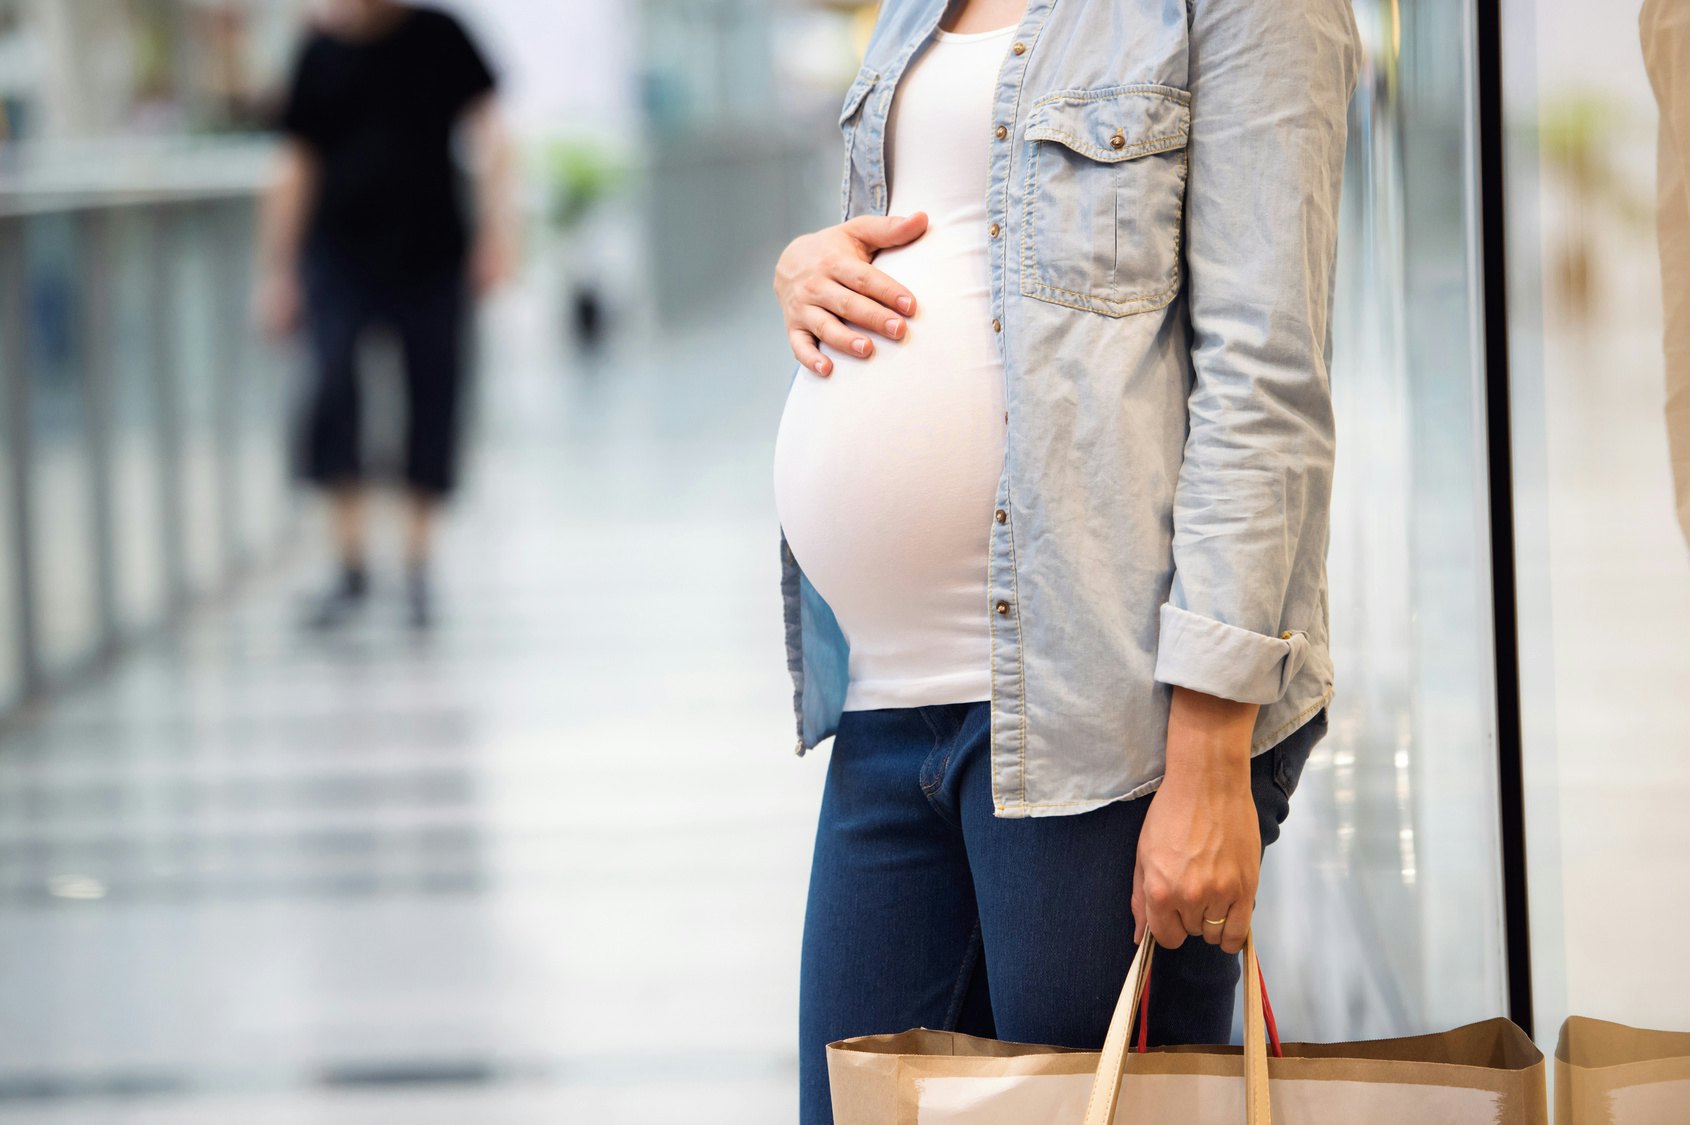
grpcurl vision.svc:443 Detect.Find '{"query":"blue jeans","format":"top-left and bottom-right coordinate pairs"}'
top-left (798, 701), bottom-right (1328, 1125)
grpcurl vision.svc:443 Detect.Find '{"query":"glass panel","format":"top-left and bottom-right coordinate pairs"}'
top-left (22, 212), bottom-right (102, 678)
top-left (104, 209), bottom-right (171, 636)
top-left (221, 201), bottom-right (289, 559)
top-left (0, 462), bottom-right (16, 712)
top-left (0, 223), bottom-right (21, 712)
top-left (166, 208), bottom-right (227, 596)
top-left (1502, 0), bottom-right (1690, 1045)
top-left (1254, 0), bottom-right (1509, 1039)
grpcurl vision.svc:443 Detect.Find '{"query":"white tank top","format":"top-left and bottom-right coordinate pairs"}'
top-left (773, 25), bottom-right (1012, 711)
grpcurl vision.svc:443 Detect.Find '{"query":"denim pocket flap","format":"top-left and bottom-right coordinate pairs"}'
top-left (1024, 84), bottom-right (1190, 163)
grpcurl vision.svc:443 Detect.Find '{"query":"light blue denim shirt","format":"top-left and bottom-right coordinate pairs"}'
top-left (780, 0), bottom-right (1360, 817)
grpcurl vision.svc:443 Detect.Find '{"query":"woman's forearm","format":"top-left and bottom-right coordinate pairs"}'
top-left (1164, 685), bottom-right (1259, 788)
top-left (258, 140), bottom-right (317, 277)
top-left (467, 97), bottom-right (518, 276)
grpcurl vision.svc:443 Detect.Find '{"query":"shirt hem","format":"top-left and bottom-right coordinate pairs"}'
top-left (843, 672), bottom-right (994, 712)
top-left (988, 685), bottom-right (1335, 819)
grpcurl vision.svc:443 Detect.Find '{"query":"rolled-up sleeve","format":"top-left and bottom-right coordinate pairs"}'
top-left (1152, 0), bottom-right (1359, 706)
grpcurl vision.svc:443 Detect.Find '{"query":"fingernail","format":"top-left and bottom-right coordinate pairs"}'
top-left (852, 339), bottom-right (869, 356)
top-left (896, 296), bottom-right (914, 314)
top-left (814, 359), bottom-right (828, 375)
top-left (885, 318), bottom-right (902, 338)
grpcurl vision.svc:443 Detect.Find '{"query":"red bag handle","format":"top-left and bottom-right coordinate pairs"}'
top-left (1133, 947), bottom-right (1284, 1059)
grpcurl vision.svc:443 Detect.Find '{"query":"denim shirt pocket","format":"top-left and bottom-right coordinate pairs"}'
top-left (836, 68), bottom-right (880, 219)
top-left (1018, 84), bottom-right (1191, 317)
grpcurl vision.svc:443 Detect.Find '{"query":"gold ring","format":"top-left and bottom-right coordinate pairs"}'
top-left (1203, 917), bottom-right (1228, 927)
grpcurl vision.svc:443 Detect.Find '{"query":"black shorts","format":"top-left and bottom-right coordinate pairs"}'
top-left (297, 257), bottom-right (469, 497)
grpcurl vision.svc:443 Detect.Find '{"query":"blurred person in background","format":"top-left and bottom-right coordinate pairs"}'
top-left (255, 0), bottom-right (515, 630)
top-left (771, 0), bottom-right (1357, 1120)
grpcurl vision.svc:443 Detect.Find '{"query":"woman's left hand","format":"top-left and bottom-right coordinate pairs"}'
top-left (1131, 687), bottom-right (1262, 956)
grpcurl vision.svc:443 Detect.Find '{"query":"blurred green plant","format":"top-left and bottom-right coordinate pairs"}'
top-left (1537, 92), bottom-right (1654, 323)
top-left (541, 137), bottom-right (632, 231)
top-left (1539, 93), bottom-right (1652, 231)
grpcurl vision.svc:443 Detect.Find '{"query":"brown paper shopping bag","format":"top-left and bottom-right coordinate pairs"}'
top-left (828, 933), bottom-right (1548, 1124)
top-left (1556, 1016), bottom-right (1690, 1124)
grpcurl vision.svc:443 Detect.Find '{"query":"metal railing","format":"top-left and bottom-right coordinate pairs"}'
top-left (0, 142), bottom-right (296, 717)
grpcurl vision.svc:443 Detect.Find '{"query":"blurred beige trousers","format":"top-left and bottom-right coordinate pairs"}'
top-left (1642, 0), bottom-right (1690, 552)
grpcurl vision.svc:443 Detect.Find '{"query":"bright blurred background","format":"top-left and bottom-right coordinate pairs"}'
top-left (0, 1), bottom-right (1685, 1122)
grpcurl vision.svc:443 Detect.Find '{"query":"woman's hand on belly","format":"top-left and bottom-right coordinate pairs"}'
top-left (773, 213), bottom-right (928, 376)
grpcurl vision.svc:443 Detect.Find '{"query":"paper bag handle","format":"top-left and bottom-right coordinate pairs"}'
top-left (1082, 932), bottom-right (1274, 1125)
top-left (1134, 943), bottom-right (1283, 1060)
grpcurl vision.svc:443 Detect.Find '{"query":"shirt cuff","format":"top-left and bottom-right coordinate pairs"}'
top-left (1153, 602), bottom-right (1310, 705)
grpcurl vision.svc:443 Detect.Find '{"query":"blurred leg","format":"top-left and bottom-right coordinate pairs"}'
top-left (301, 266), bottom-right (368, 498)
top-left (401, 490), bottom-right (439, 629)
top-left (799, 706), bottom-right (993, 1125)
top-left (403, 490), bottom-right (438, 571)
top-left (390, 272), bottom-right (467, 629)
top-left (303, 481), bottom-right (371, 630)
top-left (393, 272), bottom-right (468, 504)
top-left (327, 484), bottom-right (367, 572)
top-left (301, 266), bottom-right (372, 628)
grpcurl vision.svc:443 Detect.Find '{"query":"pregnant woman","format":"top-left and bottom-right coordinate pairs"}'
top-left (771, 0), bottom-right (1358, 1120)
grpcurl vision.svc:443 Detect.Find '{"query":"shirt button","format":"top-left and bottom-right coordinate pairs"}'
top-left (988, 222), bottom-right (1000, 238)
top-left (994, 509), bottom-right (1007, 524)
top-left (1110, 131), bottom-right (1127, 150)
top-left (992, 318), bottom-right (1002, 332)
top-left (995, 600), bottom-right (1011, 615)
top-left (1011, 41), bottom-right (1027, 55)
top-left (1281, 630), bottom-right (1294, 640)
top-left (995, 124), bottom-right (1008, 140)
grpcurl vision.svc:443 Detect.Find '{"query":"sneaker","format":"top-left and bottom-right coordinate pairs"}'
top-left (303, 566), bottom-right (369, 631)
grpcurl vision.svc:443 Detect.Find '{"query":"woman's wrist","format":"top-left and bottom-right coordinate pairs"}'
top-left (1164, 686), bottom-right (1258, 790)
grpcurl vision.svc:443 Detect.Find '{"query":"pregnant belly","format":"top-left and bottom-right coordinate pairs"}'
top-left (772, 235), bottom-right (1007, 640)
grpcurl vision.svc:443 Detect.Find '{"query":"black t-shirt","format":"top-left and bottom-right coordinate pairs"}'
top-left (279, 6), bottom-right (496, 281)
